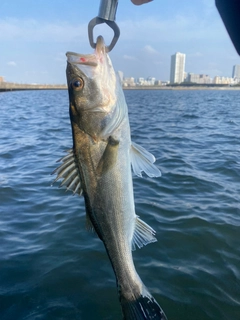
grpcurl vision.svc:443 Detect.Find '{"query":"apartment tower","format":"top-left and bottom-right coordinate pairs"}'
top-left (170, 52), bottom-right (186, 84)
top-left (232, 65), bottom-right (240, 79)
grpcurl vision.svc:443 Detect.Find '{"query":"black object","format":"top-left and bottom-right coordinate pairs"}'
top-left (216, 0), bottom-right (240, 55)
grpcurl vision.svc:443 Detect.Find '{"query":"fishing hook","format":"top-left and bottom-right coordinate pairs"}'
top-left (88, 0), bottom-right (120, 52)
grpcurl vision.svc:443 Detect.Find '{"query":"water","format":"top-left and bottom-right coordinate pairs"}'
top-left (0, 89), bottom-right (239, 320)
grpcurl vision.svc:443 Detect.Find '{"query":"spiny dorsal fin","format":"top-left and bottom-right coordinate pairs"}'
top-left (130, 142), bottom-right (161, 178)
top-left (132, 216), bottom-right (157, 251)
top-left (52, 149), bottom-right (83, 196)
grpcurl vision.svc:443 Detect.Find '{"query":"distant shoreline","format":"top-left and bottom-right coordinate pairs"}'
top-left (0, 83), bottom-right (67, 92)
top-left (1, 82), bottom-right (240, 92)
top-left (123, 85), bottom-right (240, 90)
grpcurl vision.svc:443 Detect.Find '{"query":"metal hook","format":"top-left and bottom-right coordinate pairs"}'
top-left (88, 17), bottom-right (120, 53)
top-left (88, 0), bottom-right (120, 52)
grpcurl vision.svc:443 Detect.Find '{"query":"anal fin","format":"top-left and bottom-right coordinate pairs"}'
top-left (132, 216), bottom-right (157, 251)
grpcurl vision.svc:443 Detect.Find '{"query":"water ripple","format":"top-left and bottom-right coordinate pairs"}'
top-left (0, 89), bottom-right (240, 320)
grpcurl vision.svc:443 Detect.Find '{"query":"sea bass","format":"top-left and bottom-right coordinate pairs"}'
top-left (54, 36), bottom-right (167, 320)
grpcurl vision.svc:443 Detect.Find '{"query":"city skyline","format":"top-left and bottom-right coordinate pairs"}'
top-left (122, 57), bottom-right (240, 86)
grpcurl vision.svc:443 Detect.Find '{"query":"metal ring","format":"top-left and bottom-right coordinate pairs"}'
top-left (88, 17), bottom-right (120, 52)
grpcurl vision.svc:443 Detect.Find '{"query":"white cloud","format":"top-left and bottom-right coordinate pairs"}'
top-left (0, 10), bottom-right (227, 46)
top-left (143, 45), bottom-right (158, 54)
top-left (0, 18), bottom-right (87, 42)
top-left (7, 61), bottom-right (16, 66)
top-left (123, 54), bottom-right (137, 61)
top-left (201, 68), bottom-right (223, 77)
top-left (188, 52), bottom-right (203, 57)
top-left (118, 13), bottom-right (226, 44)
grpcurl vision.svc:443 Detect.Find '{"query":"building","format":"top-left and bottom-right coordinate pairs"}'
top-left (0, 76), bottom-right (4, 83)
top-left (185, 73), bottom-right (212, 84)
top-left (123, 77), bottom-right (135, 87)
top-left (213, 76), bottom-right (235, 85)
top-left (232, 65), bottom-right (240, 79)
top-left (198, 74), bottom-right (212, 84)
top-left (136, 77), bottom-right (157, 86)
top-left (137, 77), bottom-right (145, 85)
top-left (146, 77), bottom-right (156, 85)
top-left (117, 71), bottom-right (124, 84)
top-left (154, 80), bottom-right (162, 86)
top-left (170, 52), bottom-right (186, 84)
top-left (186, 73), bottom-right (200, 83)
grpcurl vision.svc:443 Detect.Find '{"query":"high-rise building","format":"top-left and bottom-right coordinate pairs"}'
top-left (232, 65), bottom-right (240, 79)
top-left (170, 52), bottom-right (186, 84)
top-left (117, 71), bottom-right (124, 83)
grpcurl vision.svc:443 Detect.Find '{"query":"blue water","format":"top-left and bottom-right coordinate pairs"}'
top-left (0, 89), bottom-right (239, 320)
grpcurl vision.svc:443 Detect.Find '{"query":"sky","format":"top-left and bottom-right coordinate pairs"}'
top-left (0, 0), bottom-right (239, 84)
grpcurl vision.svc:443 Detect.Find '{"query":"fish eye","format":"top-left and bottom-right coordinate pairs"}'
top-left (71, 77), bottom-right (84, 91)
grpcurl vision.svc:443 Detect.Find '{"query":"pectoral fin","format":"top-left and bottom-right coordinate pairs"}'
top-left (52, 149), bottom-right (83, 196)
top-left (130, 142), bottom-right (161, 177)
top-left (132, 216), bottom-right (157, 251)
top-left (97, 136), bottom-right (119, 175)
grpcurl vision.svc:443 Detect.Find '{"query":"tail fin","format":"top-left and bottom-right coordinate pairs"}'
top-left (120, 287), bottom-right (168, 320)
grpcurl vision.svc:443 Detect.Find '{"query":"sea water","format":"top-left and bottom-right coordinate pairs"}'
top-left (0, 89), bottom-right (239, 320)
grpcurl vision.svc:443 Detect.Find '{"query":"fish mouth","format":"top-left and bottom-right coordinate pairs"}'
top-left (66, 51), bottom-right (98, 67)
top-left (66, 36), bottom-right (109, 80)
top-left (66, 36), bottom-right (106, 68)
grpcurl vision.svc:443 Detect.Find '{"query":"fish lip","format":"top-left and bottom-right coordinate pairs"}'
top-left (95, 35), bottom-right (106, 55)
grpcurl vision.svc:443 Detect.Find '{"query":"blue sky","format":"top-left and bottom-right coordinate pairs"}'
top-left (0, 0), bottom-right (239, 84)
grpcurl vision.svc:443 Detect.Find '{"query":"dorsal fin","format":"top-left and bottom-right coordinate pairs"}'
top-left (130, 142), bottom-right (161, 178)
top-left (52, 149), bottom-right (83, 196)
top-left (132, 216), bottom-right (157, 251)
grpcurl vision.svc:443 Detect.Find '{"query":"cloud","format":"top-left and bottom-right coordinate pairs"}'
top-left (0, 18), bottom-right (87, 43)
top-left (118, 12), bottom-right (226, 44)
top-left (7, 61), bottom-right (17, 66)
top-left (123, 54), bottom-right (137, 61)
top-left (200, 68), bottom-right (222, 77)
top-left (143, 45), bottom-right (158, 54)
top-left (0, 10), bottom-right (227, 47)
top-left (188, 52), bottom-right (203, 57)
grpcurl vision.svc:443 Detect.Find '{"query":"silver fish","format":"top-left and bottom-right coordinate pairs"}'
top-left (53, 36), bottom-right (167, 320)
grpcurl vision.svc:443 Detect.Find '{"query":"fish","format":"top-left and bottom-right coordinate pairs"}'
top-left (53, 35), bottom-right (168, 320)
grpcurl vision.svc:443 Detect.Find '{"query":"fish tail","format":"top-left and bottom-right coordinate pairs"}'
top-left (119, 285), bottom-right (168, 320)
